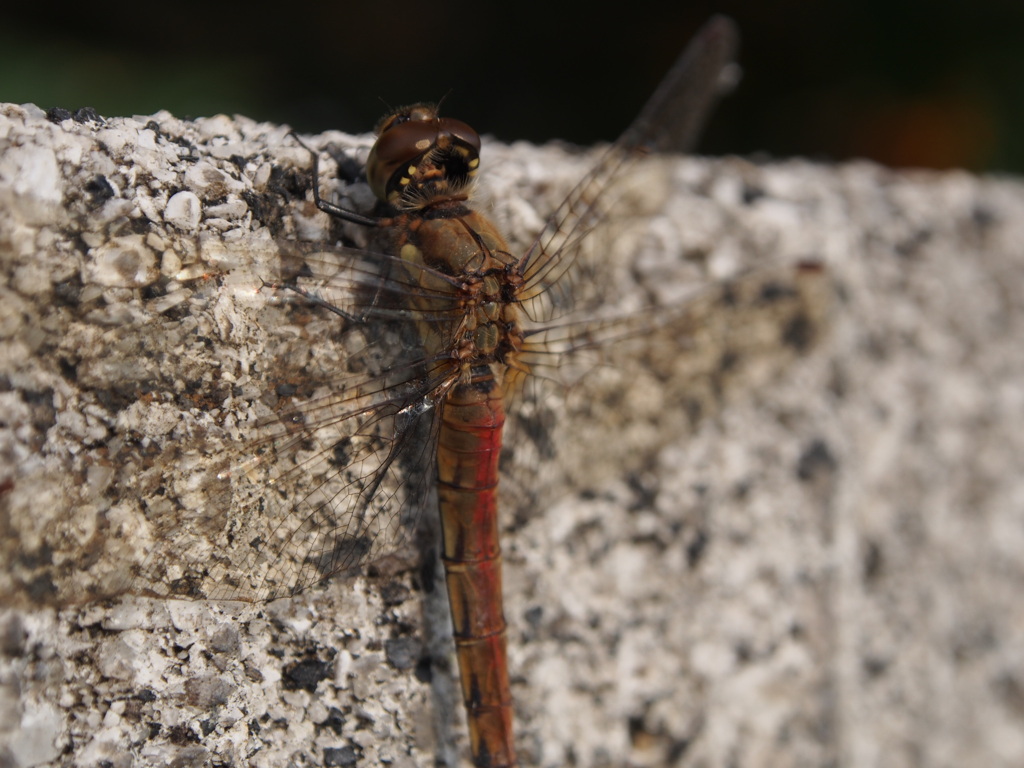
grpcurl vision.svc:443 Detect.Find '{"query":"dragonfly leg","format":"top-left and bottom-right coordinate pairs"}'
top-left (289, 131), bottom-right (381, 228)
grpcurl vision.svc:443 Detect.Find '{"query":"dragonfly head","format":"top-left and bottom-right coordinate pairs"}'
top-left (367, 103), bottom-right (482, 209)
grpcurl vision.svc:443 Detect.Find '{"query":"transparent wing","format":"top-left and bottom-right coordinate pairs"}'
top-left (105, 242), bottom-right (475, 604)
top-left (516, 16), bottom-right (739, 323)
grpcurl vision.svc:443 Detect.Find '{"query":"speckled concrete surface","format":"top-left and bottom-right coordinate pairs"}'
top-left (1, 103), bottom-right (1022, 767)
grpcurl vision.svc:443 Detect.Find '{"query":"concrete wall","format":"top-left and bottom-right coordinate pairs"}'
top-left (1, 103), bottom-right (1022, 767)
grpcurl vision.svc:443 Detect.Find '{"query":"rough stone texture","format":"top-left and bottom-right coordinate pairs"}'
top-left (0, 103), bottom-right (1022, 768)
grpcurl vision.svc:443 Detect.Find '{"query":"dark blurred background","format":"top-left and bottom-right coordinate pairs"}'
top-left (3, 0), bottom-right (1022, 172)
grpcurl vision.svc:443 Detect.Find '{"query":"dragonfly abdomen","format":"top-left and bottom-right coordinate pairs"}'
top-left (436, 377), bottom-right (517, 768)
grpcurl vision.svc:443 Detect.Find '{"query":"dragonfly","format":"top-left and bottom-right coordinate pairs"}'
top-left (263, 18), bottom-right (739, 767)
top-left (3, 14), bottom-right (821, 768)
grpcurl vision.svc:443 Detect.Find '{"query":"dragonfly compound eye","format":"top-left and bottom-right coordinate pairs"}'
top-left (367, 104), bottom-right (482, 206)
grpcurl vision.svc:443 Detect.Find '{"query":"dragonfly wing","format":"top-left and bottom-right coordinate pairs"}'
top-left (199, 381), bottom-right (442, 602)
top-left (516, 16), bottom-right (740, 314)
top-left (622, 15), bottom-right (739, 155)
top-left (503, 15), bottom-right (744, 394)
top-left (196, 243), bottom-right (475, 601)
top-left (64, 239), bottom-right (467, 605)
